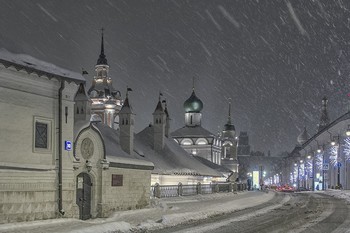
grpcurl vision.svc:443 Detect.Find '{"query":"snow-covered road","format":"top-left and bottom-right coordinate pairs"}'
top-left (2, 190), bottom-right (350, 233)
top-left (0, 191), bottom-right (274, 233)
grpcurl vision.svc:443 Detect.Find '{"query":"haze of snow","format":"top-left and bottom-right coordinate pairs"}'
top-left (1, 1), bottom-right (350, 155)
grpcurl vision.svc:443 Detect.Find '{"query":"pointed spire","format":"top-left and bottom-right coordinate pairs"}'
top-left (154, 92), bottom-right (164, 113)
top-left (120, 87), bottom-right (132, 114)
top-left (162, 99), bottom-right (169, 117)
top-left (97, 28), bottom-right (108, 65)
top-left (318, 96), bottom-right (330, 131)
top-left (224, 99), bottom-right (235, 132)
top-left (228, 98), bottom-right (232, 123)
top-left (192, 76), bottom-right (195, 91)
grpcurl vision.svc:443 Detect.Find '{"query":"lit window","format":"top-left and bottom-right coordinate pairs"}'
top-left (181, 139), bottom-right (192, 145)
top-left (196, 138), bottom-right (208, 145)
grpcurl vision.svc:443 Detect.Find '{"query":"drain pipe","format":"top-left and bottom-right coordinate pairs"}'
top-left (58, 80), bottom-right (65, 216)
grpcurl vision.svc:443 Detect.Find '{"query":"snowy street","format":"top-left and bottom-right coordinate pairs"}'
top-left (1, 190), bottom-right (350, 233)
top-left (152, 191), bottom-right (350, 233)
top-left (0, 191), bottom-right (273, 233)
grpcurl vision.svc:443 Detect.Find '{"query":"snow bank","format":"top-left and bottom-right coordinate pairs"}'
top-left (323, 189), bottom-right (350, 203)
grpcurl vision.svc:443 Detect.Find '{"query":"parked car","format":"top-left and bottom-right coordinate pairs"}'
top-left (280, 185), bottom-right (295, 192)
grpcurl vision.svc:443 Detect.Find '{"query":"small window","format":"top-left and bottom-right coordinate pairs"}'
top-left (111, 174), bottom-right (123, 186)
top-left (35, 122), bottom-right (48, 148)
top-left (33, 116), bottom-right (52, 153)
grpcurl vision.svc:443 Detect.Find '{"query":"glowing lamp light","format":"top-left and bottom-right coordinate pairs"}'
top-left (346, 125), bottom-right (350, 136)
top-left (331, 140), bottom-right (336, 146)
top-left (300, 160), bottom-right (303, 163)
top-left (307, 155), bottom-right (311, 159)
top-left (317, 148), bottom-right (322, 153)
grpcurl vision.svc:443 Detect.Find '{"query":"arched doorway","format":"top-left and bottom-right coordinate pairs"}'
top-left (76, 173), bottom-right (92, 220)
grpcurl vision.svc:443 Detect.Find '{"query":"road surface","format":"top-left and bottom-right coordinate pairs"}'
top-left (149, 192), bottom-right (350, 233)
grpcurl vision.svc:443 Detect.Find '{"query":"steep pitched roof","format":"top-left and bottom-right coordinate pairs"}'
top-left (92, 123), bottom-right (153, 168)
top-left (135, 126), bottom-right (223, 177)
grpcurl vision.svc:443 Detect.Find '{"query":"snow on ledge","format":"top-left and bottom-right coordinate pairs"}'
top-left (0, 48), bottom-right (85, 83)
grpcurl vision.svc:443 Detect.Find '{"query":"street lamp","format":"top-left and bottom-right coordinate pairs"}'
top-left (346, 125), bottom-right (350, 136)
top-left (333, 135), bottom-right (341, 187)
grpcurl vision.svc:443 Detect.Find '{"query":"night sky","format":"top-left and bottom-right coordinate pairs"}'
top-left (1, 0), bottom-right (350, 155)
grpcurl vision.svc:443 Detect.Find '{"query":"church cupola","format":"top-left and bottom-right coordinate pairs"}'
top-left (184, 78), bottom-right (202, 127)
top-left (153, 93), bottom-right (166, 151)
top-left (297, 127), bottom-right (309, 145)
top-left (119, 88), bottom-right (134, 155)
top-left (318, 96), bottom-right (330, 131)
top-left (74, 83), bottom-right (92, 122)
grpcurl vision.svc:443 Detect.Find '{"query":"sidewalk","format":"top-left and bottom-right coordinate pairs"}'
top-left (0, 191), bottom-right (274, 233)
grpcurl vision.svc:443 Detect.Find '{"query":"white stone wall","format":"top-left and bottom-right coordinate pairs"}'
top-left (100, 168), bottom-right (151, 217)
top-left (0, 65), bottom-right (78, 223)
top-left (0, 170), bottom-right (57, 224)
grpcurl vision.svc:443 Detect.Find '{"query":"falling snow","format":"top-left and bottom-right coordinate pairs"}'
top-left (1, 1), bottom-right (350, 155)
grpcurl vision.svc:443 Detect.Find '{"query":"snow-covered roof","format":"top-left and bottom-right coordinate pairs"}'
top-left (0, 48), bottom-right (85, 84)
top-left (135, 126), bottom-right (223, 177)
top-left (93, 123), bottom-right (154, 168)
top-left (193, 156), bottom-right (232, 174)
top-left (171, 126), bottom-right (215, 138)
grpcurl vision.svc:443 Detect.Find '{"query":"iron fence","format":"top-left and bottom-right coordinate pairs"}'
top-left (150, 182), bottom-right (246, 198)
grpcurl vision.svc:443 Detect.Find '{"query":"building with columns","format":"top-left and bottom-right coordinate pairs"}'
top-left (285, 97), bottom-right (350, 190)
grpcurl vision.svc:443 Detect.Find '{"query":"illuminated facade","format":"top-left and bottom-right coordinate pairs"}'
top-left (285, 97), bottom-right (350, 190)
top-left (171, 85), bottom-right (222, 166)
top-left (88, 31), bottom-right (122, 129)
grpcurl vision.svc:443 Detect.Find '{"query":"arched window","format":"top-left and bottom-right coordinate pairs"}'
top-left (181, 138), bottom-right (193, 146)
top-left (196, 138), bottom-right (208, 145)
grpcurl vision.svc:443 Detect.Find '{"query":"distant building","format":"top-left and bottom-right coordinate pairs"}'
top-left (237, 132), bottom-right (251, 156)
top-left (220, 101), bottom-right (239, 179)
top-left (285, 96), bottom-right (350, 191)
top-left (171, 84), bottom-right (222, 166)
